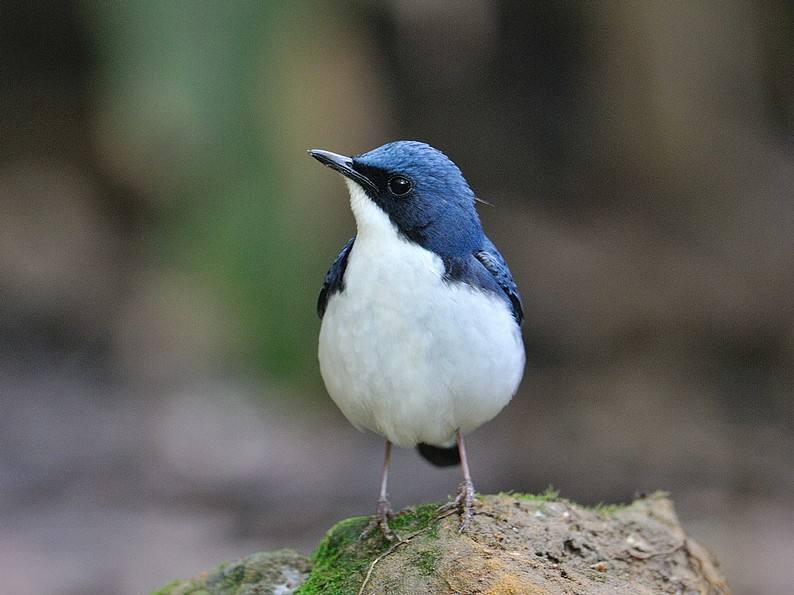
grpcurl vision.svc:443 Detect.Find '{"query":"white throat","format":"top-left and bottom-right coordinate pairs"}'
top-left (345, 179), bottom-right (402, 242)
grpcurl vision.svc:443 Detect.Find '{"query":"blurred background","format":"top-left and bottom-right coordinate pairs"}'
top-left (1, 1), bottom-right (792, 594)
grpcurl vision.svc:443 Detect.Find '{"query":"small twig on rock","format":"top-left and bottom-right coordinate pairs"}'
top-left (357, 509), bottom-right (457, 595)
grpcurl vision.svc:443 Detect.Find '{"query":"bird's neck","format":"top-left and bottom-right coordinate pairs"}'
top-left (346, 180), bottom-right (397, 244)
top-left (346, 179), bottom-right (482, 259)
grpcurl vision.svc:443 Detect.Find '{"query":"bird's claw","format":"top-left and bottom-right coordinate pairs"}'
top-left (360, 499), bottom-right (397, 541)
top-left (439, 479), bottom-right (475, 532)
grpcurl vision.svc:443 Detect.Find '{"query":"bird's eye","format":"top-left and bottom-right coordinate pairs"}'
top-left (387, 175), bottom-right (412, 196)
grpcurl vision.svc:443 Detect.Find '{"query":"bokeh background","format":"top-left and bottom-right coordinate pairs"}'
top-left (2, 2), bottom-right (793, 594)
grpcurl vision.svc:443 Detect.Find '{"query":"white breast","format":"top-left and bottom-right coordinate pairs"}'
top-left (318, 181), bottom-right (525, 448)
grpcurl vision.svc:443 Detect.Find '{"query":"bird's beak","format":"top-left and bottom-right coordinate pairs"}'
top-left (308, 149), bottom-right (378, 193)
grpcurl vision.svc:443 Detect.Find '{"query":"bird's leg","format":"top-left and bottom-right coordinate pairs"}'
top-left (360, 440), bottom-right (397, 541)
top-left (439, 430), bottom-right (476, 532)
top-left (375, 440), bottom-right (396, 536)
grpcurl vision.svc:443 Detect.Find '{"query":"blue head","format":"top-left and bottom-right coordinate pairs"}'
top-left (309, 141), bottom-right (483, 257)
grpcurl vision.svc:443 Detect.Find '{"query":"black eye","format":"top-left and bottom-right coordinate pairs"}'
top-left (387, 175), bottom-right (412, 196)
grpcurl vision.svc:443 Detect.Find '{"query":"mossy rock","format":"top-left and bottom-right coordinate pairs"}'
top-left (151, 549), bottom-right (310, 595)
top-left (152, 493), bottom-right (729, 594)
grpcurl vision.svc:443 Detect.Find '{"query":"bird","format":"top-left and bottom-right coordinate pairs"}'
top-left (309, 141), bottom-right (525, 539)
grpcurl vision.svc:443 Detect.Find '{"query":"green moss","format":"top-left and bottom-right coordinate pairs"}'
top-left (388, 503), bottom-right (440, 535)
top-left (296, 504), bottom-right (449, 594)
top-left (415, 549), bottom-right (441, 576)
top-left (149, 579), bottom-right (204, 595)
top-left (590, 501), bottom-right (627, 516)
top-left (295, 516), bottom-right (382, 595)
top-left (501, 486), bottom-right (560, 502)
top-left (205, 561), bottom-right (245, 592)
top-left (150, 550), bottom-right (310, 595)
top-left (150, 580), bottom-right (186, 595)
top-left (150, 567), bottom-right (251, 594)
top-left (499, 487), bottom-right (628, 516)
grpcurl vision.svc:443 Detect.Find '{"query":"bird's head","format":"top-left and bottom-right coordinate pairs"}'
top-left (309, 141), bottom-right (483, 257)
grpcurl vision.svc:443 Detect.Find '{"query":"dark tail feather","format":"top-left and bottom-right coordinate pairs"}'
top-left (417, 443), bottom-right (460, 467)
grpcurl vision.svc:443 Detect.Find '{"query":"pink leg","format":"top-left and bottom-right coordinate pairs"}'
top-left (440, 430), bottom-right (476, 532)
top-left (361, 440), bottom-right (396, 541)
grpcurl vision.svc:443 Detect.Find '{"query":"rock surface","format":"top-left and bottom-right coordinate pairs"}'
top-left (152, 493), bottom-right (729, 594)
top-left (151, 550), bottom-right (311, 595)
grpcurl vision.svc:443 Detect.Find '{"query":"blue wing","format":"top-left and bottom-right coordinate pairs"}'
top-left (318, 237), bottom-right (355, 319)
top-left (473, 237), bottom-right (523, 325)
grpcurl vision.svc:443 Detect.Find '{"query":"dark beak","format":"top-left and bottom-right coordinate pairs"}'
top-left (308, 149), bottom-right (377, 193)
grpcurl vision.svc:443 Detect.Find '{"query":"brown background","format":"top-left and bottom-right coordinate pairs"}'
top-left (1, 2), bottom-right (792, 594)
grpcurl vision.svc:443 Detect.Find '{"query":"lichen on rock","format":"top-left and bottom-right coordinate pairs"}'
top-left (151, 549), bottom-right (311, 595)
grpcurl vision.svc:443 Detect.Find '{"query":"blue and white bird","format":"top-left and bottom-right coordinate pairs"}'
top-left (309, 141), bottom-right (524, 538)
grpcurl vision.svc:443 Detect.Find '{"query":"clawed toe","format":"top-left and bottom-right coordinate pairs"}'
top-left (440, 479), bottom-right (475, 532)
top-left (360, 499), bottom-right (397, 541)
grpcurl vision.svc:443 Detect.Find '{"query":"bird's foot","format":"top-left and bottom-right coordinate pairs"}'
top-left (360, 498), bottom-right (397, 541)
top-left (439, 479), bottom-right (476, 532)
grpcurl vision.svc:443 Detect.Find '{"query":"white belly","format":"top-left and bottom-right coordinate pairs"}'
top-left (318, 184), bottom-right (525, 447)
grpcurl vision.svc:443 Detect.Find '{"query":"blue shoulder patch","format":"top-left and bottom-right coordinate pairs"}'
top-left (318, 237), bottom-right (355, 319)
top-left (443, 237), bottom-right (523, 325)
